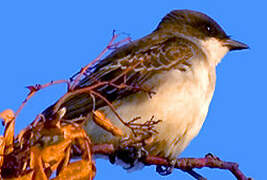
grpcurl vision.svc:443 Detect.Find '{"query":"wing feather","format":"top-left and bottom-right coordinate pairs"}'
top-left (43, 35), bottom-right (198, 120)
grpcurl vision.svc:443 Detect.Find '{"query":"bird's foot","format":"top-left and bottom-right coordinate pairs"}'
top-left (205, 152), bottom-right (220, 161)
top-left (156, 159), bottom-right (176, 176)
top-left (108, 116), bottom-right (160, 170)
top-left (156, 157), bottom-right (207, 179)
top-left (156, 159), bottom-right (206, 180)
top-left (109, 146), bottom-right (148, 170)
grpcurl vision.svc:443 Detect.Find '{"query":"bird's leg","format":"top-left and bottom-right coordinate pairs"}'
top-left (157, 158), bottom-right (207, 179)
top-left (109, 146), bottom-right (148, 170)
top-left (109, 116), bottom-right (160, 169)
top-left (156, 159), bottom-right (176, 176)
top-left (91, 104), bottom-right (160, 169)
top-left (205, 152), bottom-right (220, 160)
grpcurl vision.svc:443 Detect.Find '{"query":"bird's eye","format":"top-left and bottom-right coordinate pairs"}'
top-left (206, 25), bottom-right (211, 32)
top-left (204, 24), bottom-right (217, 36)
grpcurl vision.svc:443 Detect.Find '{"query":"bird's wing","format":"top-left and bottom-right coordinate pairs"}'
top-left (42, 35), bottom-right (198, 121)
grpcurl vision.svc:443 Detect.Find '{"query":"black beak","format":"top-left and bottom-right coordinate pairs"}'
top-left (223, 39), bottom-right (249, 51)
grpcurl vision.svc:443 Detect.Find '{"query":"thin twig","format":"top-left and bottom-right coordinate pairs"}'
top-left (15, 80), bottom-right (69, 119)
top-left (69, 33), bottom-right (131, 91)
top-left (92, 144), bottom-right (251, 180)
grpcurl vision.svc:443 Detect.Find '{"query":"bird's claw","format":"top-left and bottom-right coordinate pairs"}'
top-left (156, 159), bottom-right (176, 176)
top-left (109, 146), bottom-right (148, 170)
top-left (205, 153), bottom-right (220, 160)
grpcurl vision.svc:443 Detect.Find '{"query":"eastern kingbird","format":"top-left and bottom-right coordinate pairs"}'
top-left (44, 9), bottom-right (248, 161)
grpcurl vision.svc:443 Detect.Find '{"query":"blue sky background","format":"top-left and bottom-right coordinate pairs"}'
top-left (0, 1), bottom-right (265, 179)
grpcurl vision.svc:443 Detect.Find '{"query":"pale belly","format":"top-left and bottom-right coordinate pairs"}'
top-left (85, 65), bottom-right (215, 159)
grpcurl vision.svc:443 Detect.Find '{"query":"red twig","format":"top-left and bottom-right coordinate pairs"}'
top-left (69, 32), bottom-right (131, 91)
top-left (15, 80), bottom-right (69, 119)
top-left (145, 155), bottom-right (251, 180)
top-left (15, 32), bottom-right (132, 120)
top-left (92, 144), bottom-right (251, 180)
top-left (52, 60), bottom-right (143, 124)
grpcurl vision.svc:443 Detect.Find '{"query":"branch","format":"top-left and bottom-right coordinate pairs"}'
top-left (92, 144), bottom-right (252, 180)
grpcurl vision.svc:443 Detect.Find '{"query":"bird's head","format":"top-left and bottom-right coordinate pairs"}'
top-left (156, 9), bottom-right (248, 65)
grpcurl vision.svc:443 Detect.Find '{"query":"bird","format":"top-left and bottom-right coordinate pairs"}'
top-left (43, 9), bottom-right (248, 166)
